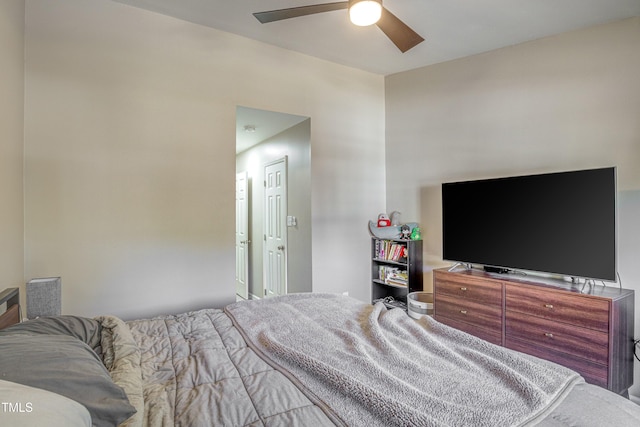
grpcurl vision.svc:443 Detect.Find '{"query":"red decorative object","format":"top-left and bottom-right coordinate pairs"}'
top-left (377, 213), bottom-right (391, 227)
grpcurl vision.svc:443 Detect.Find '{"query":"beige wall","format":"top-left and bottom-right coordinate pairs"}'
top-left (24, 0), bottom-right (385, 319)
top-left (385, 17), bottom-right (640, 399)
top-left (0, 1), bottom-right (25, 303)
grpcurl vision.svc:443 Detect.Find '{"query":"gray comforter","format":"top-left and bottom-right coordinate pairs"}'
top-left (100, 308), bottom-right (335, 427)
top-left (98, 294), bottom-right (640, 427)
top-left (226, 294), bottom-right (581, 427)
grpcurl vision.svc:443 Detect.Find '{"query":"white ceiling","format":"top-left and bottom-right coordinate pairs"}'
top-left (236, 106), bottom-right (308, 153)
top-left (113, 0), bottom-right (640, 76)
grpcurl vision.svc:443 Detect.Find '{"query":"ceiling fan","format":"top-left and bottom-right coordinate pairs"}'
top-left (253, 1), bottom-right (424, 53)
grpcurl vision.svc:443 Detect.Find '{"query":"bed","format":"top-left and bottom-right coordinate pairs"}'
top-left (1, 288), bottom-right (639, 427)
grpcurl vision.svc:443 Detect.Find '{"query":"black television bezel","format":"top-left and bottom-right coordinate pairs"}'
top-left (441, 167), bottom-right (617, 282)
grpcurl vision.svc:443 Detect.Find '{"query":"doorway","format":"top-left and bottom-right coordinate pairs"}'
top-left (235, 106), bottom-right (312, 299)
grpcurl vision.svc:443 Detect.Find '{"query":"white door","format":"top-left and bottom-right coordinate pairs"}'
top-left (235, 171), bottom-right (249, 299)
top-left (264, 157), bottom-right (288, 298)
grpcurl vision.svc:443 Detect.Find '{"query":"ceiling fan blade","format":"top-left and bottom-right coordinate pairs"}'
top-left (376, 7), bottom-right (424, 53)
top-left (254, 2), bottom-right (349, 24)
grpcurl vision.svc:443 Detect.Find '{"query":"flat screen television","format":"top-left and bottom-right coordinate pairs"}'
top-left (442, 167), bottom-right (616, 281)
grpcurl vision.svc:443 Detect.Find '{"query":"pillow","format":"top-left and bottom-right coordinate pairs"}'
top-left (0, 315), bottom-right (102, 355)
top-left (0, 334), bottom-right (136, 427)
top-left (0, 379), bottom-right (91, 427)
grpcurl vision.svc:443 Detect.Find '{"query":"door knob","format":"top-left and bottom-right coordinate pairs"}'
top-left (277, 245), bottom-right (285, 250)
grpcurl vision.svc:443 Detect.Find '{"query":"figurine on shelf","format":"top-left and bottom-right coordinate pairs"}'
top-left (410, 227), bottom-right (422, 240)
top-left (400, 224), bottom-right (411, 240)
top-left (390, 211), bottom-right (402, 226)
top-left (377, 213), bottom-right (391, 227)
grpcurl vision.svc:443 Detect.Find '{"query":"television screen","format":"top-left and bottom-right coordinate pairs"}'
top-left (442, 167), bottom-right (616, 281)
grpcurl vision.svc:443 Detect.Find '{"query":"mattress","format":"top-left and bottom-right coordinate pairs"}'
top-left (1, 293), bottom-right (639, 426)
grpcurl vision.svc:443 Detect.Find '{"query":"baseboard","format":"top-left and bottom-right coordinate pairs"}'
top-left (236, 293), bottom-right (263, 301)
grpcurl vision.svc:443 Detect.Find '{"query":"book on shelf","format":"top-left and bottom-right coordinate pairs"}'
top-left (386, 273), bottom-right (408, 286)
top-left (378, 266), bottom-right (408, 286)
top-left (374, 239), bottom-right (408, 262)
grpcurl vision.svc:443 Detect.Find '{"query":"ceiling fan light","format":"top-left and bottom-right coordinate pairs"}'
top-left (349, 0), bottom-right (382, 27)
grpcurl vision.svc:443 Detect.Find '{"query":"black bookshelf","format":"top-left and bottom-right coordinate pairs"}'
top-left (371, 238), bottom-right (423, 309)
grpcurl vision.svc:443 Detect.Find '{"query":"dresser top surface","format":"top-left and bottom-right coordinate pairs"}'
top-left (435, 267), bottom-right (634, 299)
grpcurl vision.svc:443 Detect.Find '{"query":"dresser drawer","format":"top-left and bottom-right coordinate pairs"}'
top-left (434, 272), bottom-right (502, 305)
top-left (434, 268), bottom-right (635, 395)
top-left (505, 284), bottom-right (609, 332)
top-left (505, 310), bottom-right (609, 365)
top-left (506, 337), bottom-right (608, 388)
top-left (435, 293), bottom-right (502, 332)
top-left (436, 315), bottom-right (502, 345)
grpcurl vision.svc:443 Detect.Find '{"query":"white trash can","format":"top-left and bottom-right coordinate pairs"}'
top-left (407, 292), bottom-right (433, 319)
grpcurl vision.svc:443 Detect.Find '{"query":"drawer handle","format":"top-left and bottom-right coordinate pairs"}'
top-left (544, 333), bottom-right (554, 338)
top-left (460, 287), bottom-right (467, 291)
top-left (544, 304), bottom-right (554, 309)
top-left (460, 310), bottom-right (468, 315)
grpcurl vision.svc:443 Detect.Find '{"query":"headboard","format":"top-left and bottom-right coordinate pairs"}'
top-left (0, 287), bottom-right (20, 330)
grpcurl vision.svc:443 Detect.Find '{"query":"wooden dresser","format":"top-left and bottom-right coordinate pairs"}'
top-left (433, 268), bottom-right (635, 395)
